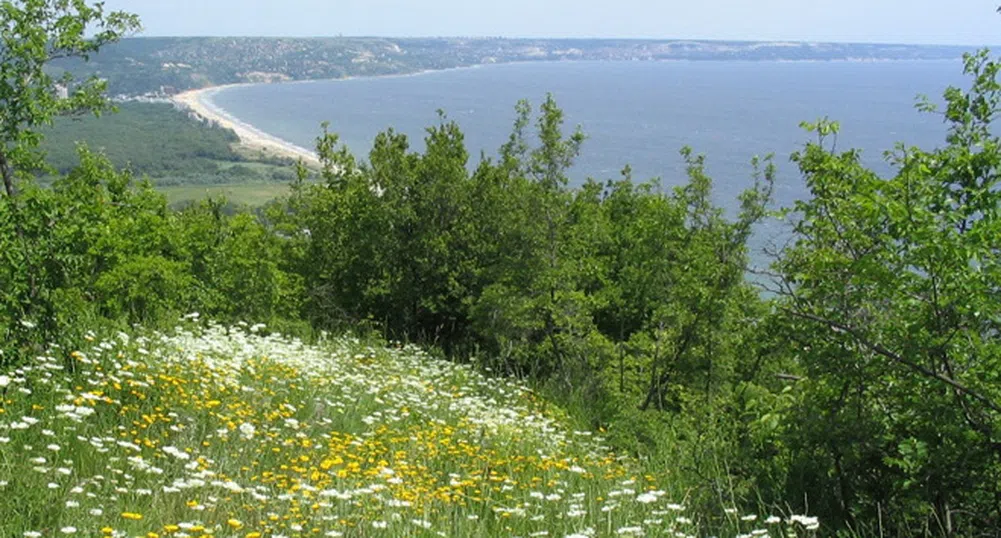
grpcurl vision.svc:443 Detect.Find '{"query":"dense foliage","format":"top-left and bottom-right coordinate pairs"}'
top-left (5, 3), bottom-right (1001, 535)
top-left (0, 150), bottom-right (303, 350)
top-left (767, 52), bottom-right (1001, 533)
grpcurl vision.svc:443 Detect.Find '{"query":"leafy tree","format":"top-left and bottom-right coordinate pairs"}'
top-left (0, 144), bottom-right (180, 361)
top-left (0, 0), bottom-right (140, 193)
top-left (0, 0), bottom-right (139, 353)
top-left (285, 115), bottom-right (480, 346)
top-left (773, 50), bottom-right (1001, 534)
top-left (174, 198), bottom-right (303, 323)
top-left (470, 96), bottom-right (604, 382)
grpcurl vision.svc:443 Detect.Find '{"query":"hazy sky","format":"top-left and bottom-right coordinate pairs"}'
top-left (101, 0), bottom-right (997, 46)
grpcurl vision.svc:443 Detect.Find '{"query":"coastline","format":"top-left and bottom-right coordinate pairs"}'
top-left (168, 65), bottom-right (487, 169)
top-left (172, 85), bottom-right (322, 168)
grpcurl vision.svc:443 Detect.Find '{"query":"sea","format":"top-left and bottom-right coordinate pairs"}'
top-left (209, 59), bottom-right (968, 265)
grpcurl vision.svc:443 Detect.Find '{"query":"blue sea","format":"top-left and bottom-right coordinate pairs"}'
top-left (209, 60), bottom-right (968, 262)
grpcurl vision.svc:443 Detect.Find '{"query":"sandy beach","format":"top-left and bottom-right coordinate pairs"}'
top-left (172, 85), bottom-right (321, 168)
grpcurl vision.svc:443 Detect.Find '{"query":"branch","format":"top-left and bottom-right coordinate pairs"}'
top-left (782, 307), bottom-right (1001, 415)
top-left (776, 373), bottom-right (803, 382)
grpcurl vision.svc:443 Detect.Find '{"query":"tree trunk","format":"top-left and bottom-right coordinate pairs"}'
top-left (640, 323), bottom-right (695, 411)
top-left (0, 148), bottom-right (16, 197)
top-left (0, 147), bottom-right (40, 322)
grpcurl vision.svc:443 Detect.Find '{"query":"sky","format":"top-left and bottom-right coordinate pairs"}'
top-left (100, 0), bottom-right (997, 46)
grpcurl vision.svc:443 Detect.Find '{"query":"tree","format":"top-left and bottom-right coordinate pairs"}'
top-left (0, 0), bottom-right (139, 349)
top-left (773, 50), bottom-right (1001, 533)
top-left (0, 0), bottom-right (140, 194)
top-left (471, 95), bottom-right (600, 381)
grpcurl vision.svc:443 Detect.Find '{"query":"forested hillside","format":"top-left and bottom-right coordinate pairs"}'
top-left (4, 2), bottom-right (1001, 537)
top-left (37, 102), bottom-right (305, 206)
top-left (41, 103), bottom-right (296, 182)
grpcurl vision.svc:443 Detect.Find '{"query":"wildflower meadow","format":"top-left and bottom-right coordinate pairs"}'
top-left (0, 321), bottom-right (820, 537)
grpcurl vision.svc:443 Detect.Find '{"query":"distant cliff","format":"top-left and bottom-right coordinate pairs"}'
top-left (49, 36), bottom-right (974, 97)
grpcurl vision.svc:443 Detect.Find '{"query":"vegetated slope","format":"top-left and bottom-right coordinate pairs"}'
top-left (40, 103), bottom-right (298, 186)
top-left (0, 322), bottom-right (820, 537)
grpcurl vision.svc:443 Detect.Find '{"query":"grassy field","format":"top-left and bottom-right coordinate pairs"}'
top-left (0, 322), bottom-right (821, 537)
top-left (160, 183), bottom-right (291, 207)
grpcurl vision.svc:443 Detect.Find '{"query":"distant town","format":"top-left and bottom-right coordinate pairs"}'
top-left (49, 36), bottom-right (974, 98)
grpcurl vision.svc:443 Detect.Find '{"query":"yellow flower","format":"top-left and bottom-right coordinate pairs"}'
top-left (227, 518), bottom-right (244, 529)
top-left (163, 525), bottom-right (180, 533)
top-left (122, 512), bottom-right (144, 521)
top-left (101, 528), bottom-right (114, 535)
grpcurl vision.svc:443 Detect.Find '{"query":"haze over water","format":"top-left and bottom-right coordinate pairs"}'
top-left (210, 59), bottom-right (967, 262)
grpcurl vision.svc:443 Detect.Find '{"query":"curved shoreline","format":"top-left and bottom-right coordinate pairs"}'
top-left (172, 85), bottom-right (322, 167)
top-left (170, 65), bottom-right (497, 169)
